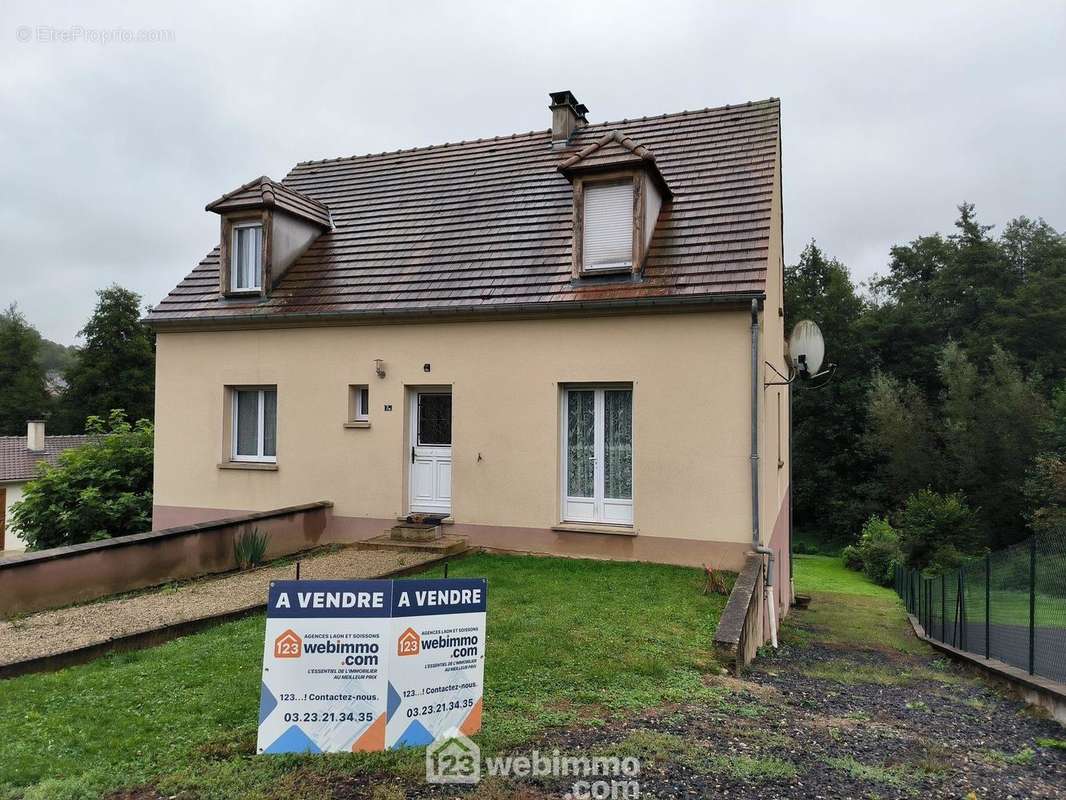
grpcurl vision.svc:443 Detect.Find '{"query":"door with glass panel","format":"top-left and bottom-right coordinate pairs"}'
top-left (562, 387), bottom-right (633, 525)
top-left (409, 391), bottom-right (452, 514)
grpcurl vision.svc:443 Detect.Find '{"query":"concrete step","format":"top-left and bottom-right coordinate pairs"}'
top-left (355, 534), bottom-right (469, 556)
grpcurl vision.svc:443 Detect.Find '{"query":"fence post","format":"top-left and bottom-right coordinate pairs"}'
top-left (940, 574), bottom-right (946, 642)
top-left (958, 565), bottom-right (966, 650)
top-left (1029, 535), bottom-right (1036, 676)
top-left (985, 552), bottom-right (991, 660)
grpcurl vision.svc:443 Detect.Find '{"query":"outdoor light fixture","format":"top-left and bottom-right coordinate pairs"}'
top-left (374, 359), bottom-right (386, 379)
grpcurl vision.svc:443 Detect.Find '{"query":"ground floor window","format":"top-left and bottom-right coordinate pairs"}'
top-left (562, 386), bottom-right (633, 525)
top-left (232, 386), bottom-right (277, 462)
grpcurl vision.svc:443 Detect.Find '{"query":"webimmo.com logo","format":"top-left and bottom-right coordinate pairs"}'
top-left (426, 738), bottom-right (641, 797)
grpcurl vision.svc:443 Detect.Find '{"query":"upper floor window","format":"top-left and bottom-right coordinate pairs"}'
top-left (582, 181), bottom-right (633, 272)
top-left (231, 222), bottom-right (263, 291)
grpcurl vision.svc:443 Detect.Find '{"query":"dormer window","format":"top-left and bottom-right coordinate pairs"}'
top-left (558, 130), bottom-right (672, 281)
top-left (206, 175), bottom-right (332, 299)
top-left (582, 181), bottom-right (634, 272)
top-left (231, 222), bottom-right (263, 291)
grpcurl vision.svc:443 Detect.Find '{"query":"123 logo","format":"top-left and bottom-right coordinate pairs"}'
top-left (397, 627), bottom-right (421, 656)
top-left (426, 734), bottom-right (480, 784)
top-left (274, 629), bottom-right (302, 658)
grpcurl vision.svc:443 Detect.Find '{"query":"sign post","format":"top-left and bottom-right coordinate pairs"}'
top-left (257, 577), bottom-right (486, 754)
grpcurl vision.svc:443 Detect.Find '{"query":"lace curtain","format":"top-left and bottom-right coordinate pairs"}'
top-left (604, 390), bottom-right (632, 500)
top-left (567, 390), bottom-right (595, 497)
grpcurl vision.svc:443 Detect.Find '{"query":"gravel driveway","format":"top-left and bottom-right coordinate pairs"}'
top-left (0, 546), bottom-right (441, 668)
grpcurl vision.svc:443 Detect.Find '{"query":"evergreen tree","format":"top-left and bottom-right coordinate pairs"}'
top-left (0, 305), bottom-right (50, 434)
top-left (59, 286), bottom-right (155, 432)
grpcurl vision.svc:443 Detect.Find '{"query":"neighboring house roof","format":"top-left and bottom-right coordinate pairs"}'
top-left (148, 97), bottom-right (779, 325)
top-left (0, 436), bottom-right (94, 482)
top-left (205, 175), bottom-right (332, 229)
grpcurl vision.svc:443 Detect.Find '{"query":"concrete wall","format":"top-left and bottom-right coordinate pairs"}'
top-left (152, 309), bottom-right (778, 567)
top-left (1, 481), bottom-right (27, 552)
top-left (0, 502), bottom-right (332, 618)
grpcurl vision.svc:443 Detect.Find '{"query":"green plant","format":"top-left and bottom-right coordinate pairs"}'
top-left (10, 410), bottom-right (153, 550)
top-left (234, 527), bottom-right (269, 569)
top-left (895, 489), bottom-right (981, 572)
top-left (852, 516), bottom-right (902, 586)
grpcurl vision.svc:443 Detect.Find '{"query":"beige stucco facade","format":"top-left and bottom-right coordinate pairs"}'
top-left (153, 303), bottom-right (789, 574)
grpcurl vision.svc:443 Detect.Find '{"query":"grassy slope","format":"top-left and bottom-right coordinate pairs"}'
top-left (0, 553), bottom-right (726, 800)
top-left (788, 554), bottom-right (927, 656)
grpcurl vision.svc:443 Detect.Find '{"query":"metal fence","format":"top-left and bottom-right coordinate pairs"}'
top-left (894, 531), bottom-right (1066, 684)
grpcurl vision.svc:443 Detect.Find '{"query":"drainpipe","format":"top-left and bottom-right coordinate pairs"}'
top-left (750, 299), bottom-right (778, 648)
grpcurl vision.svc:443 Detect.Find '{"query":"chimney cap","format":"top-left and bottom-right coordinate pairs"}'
top-left (549, 90), bottom-right (589, 122)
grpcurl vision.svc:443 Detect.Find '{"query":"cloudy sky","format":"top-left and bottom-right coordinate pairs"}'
top-left (2, 1), bottom-right (1063, 344)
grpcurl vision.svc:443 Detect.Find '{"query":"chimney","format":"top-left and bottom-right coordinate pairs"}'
top-left (27, 420), bottom-right (45, 452)
top-left (549, 90), bottom-right (588, 147)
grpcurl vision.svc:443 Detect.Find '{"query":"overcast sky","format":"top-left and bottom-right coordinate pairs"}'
top-left (2, 1), bottom-right (1063, 344)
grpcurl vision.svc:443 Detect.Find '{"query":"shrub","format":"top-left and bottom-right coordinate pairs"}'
top-left (234, 527), bottom-right (270, 569)
top-left (895, 489), bottom-right (981, 573)
top-left (840, 544), bottom-right (863, 571)
top-left (10, 410), bottom-right (153, 550)
top-left (855, 516), bottom-right (902, 586)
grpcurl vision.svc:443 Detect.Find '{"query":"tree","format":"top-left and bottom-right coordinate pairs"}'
top-left (9, 410), bottom-right (153, 550)
top-left (59, 286), bottom-right (155, 432)
top-left (784, 242), bottom-right (877, 543)
top-left (0, 305), bottom-right (50, 434)
top-left (895, 490), bottom-right (981, 573)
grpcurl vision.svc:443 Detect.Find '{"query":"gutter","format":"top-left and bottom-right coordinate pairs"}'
top-left (749, 299), bottom-right (777, 648)
top-left (141, 291), bottom-right (765, 331)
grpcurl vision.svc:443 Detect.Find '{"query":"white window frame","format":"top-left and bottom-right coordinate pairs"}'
top-left (231, 386), bottom-right (276, 463)
top-left (352, 384), bottom-right (370, 422)
top-left (230, 221), bottom-right (263, 292)
top-left (581, 181), bottom-right (634, 273)
top-left (560, 385), bottom-right (634, 526)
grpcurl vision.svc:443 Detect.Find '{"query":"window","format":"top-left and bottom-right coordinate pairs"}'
top-left (582, 182), bottom-right (633, 272)
top-left (232, 387), bottom-right (277, 462)
top-left (231, 222), bottom-right (263, 291)
top-left (562, 386), bottom-right (633, 525)
top-left (349, 384), bottom-right (370, 423)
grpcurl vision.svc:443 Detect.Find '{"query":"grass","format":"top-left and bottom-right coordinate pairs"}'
top-left (0, 553), bottom-right (726, 800)
top-left (793, 554), bottom-right (896, 599)
top-left (788, 555), bottom-right (926, 655)
top-left (613, 730), bottom-right (798, 781)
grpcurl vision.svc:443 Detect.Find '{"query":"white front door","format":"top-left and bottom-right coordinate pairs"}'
top-left (409, 391), bottom-right (452, 515)
top-left (562, 387), bottom-right (633, 525)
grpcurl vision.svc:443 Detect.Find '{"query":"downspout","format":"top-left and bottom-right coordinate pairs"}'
top-left (750, 299), bottom-right (778, 648)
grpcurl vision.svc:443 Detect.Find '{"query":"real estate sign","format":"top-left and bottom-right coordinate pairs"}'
top-left (256, 577), bottom-right (486, 754)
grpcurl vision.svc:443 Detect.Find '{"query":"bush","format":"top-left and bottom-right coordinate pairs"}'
top-left (840, 544), bottom-right (863, 571)
top-left (840, 516), bottom-right (902, 586)
top-left (234, 527), bottom-right (269, 569)
top-left (895, 489), bottom-right (981, 573)
top-left (10, 410), bottom-right (153, 550)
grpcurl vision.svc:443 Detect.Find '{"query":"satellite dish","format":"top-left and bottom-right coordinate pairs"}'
top-left (789, 320), bottom-right (825, 378)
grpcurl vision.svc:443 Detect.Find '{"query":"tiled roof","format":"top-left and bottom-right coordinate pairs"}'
top-left (205, 175), bottom-right (332, 229)
top-left (148, 98), bottom-right (779, 325)
top-left (0, 436), bottom-right (95, 482)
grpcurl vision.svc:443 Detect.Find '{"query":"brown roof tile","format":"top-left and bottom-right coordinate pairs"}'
top-left (148, 98), bottom-right (779, 325)
top-left (0, 436), bottom-right (95, 483)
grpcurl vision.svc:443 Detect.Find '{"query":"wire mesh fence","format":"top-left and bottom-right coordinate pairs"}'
top-left (894, 531), bottom-right (1066, 684)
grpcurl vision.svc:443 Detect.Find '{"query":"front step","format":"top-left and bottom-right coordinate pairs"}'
top-left (355, 534), bottom-right (469, 556)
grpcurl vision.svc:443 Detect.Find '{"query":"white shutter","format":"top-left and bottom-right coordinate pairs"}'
top-left (582, 182), bottom-right (633, 270)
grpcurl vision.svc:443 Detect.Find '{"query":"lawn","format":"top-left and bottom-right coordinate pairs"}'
top-left (0, 553), bottom-right (727, 800)
top-left (789, 554), bottom-right (926, 655)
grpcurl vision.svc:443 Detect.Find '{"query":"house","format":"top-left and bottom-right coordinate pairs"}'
top-left (0, 421), bottom-right (94, 552)
top-left (146, 91), bottom-right (792, 615)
